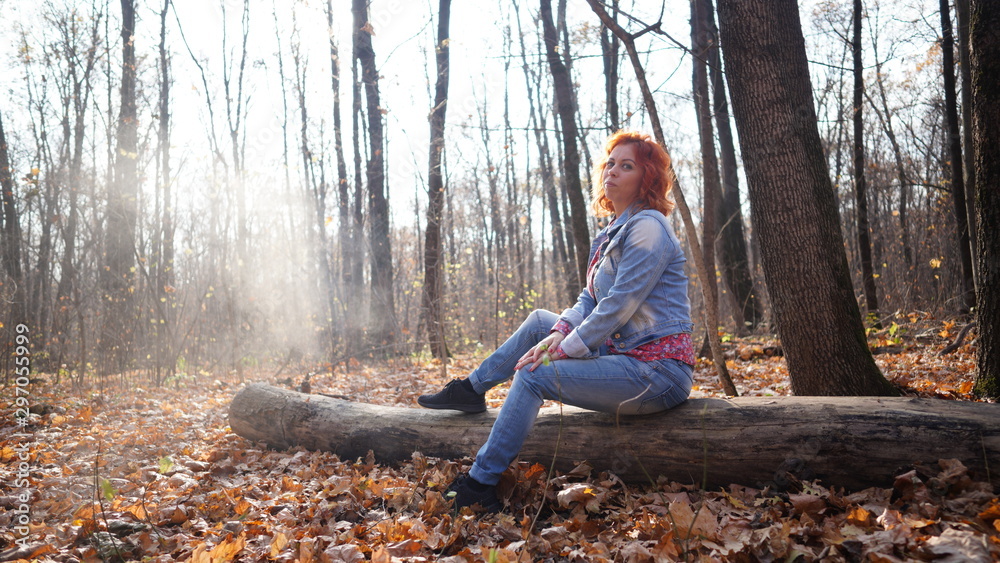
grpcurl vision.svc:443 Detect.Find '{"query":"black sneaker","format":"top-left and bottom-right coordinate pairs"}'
top-left (447, 474), bottom-right (502, 513)
top-left (417, 379), bottom-right (487, 413)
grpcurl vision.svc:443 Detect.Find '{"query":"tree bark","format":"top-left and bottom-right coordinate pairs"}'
top-left (229, 383), bottom-right (1000, 492)
top-left (422, 0), bottom-right (452, 360)
top-left (540, 0), bottom-right (590, 288)
top-left (716, 0), bottom-right (896, 396)
top-left (970, 0), bottom-right (1000, 399)
top-left (852, 0), bottom-right (881, 326)
top-left (353, 0), bottom-right (395, 353)
top-left (941, 0), bottom-right (977, 313)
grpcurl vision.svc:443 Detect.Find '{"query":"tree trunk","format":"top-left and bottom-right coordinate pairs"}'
top-left (422, 0), bottom-right (451, 360)
top-left (100, 0), bottom-right (139, 377)
top-left (155, 0), bottom-right (175, 384)
top-left (705, 0), bottom-right (762, 333)
top-left (326, 0), bottom-right (354, 343)
top-left (852, 0), bottom-right (881, 326)
top-left (350, 11), bottom-right (366, 321)
top-left (970, 0), bottom-right (1000, 399)
top-left (691, 0), bottom-right (721, 341)
top-left (540, 0), bottom-right (590, 288)
top-left (941, 0), bottom-right (977, 313)
top-left (956, 0), bottom-right (978, 266)
top-left (0, 111), bottom-right (26, 326)
top-left (353, 0), bottom-right (395, 353)
top-left (716, 0), bottom-right (896, 396)
top-left (229, 383), bottom-right (1000, 492)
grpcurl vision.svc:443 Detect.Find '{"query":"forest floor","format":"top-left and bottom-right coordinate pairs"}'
top-left (1, 317), bottom-right (997, 562)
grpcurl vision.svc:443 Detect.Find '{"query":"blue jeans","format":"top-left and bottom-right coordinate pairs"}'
top-left (467, 309), bottom-right (693, 485)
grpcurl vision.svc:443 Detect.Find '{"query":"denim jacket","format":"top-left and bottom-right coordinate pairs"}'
top-left (558, 203), bottom-right (693, 358)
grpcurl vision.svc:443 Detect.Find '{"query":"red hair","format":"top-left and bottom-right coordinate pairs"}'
top-left (590, 130), bottom-right (676, 217)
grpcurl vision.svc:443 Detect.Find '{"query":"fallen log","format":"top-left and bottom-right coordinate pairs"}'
top-left (228, 383), bottom-right (1000, 491)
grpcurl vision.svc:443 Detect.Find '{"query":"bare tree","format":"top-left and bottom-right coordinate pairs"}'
top-left (691, 0), bottom-right (721, 352)
top-left (50, 7), bottom-right (102, 374)
top-left (352, 0), bottom-right (395, 352)
top-left (540, 0), bottom-right (590, 288)
top-left (326, 0), bottom-right (354, 340)
top-left (716, 0), bottom-right (896, 395)
top-left (223, 0), bottom-right (251, 265)
top-left (867, 26), bottom-right (915, 272)
top-left (291, 18), bottom-right (336, 360)
top-left (704, 0), bottom-right (762, 332)
top-left (153, 0), bottom-right (175, 384)
top-left (599, 0), bottom-right (621, 133)
top-left (852, 0), bottom-right (881, 326)
top-left (99, 0), bottom-right (139, 377)
top-left (422, 0), bottom-right (452, 360)
top-left (0, 111), bottom-right (26, 328)
top-left (22, 30), bottom-right (57, 352)
top-left (512, 0), bottom-right (568, 302)
top-left (940, 0), bottom-right (976, 312)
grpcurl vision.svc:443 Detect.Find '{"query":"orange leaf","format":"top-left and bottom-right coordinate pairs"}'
top-left (123, 504), bottom-right (148, 520)
top-left (846, 506), bottom-right (871, 526)
top-left (210, 534), bottom-right (246, 562)
top-left (979, 499), bottom-right (1000, 521)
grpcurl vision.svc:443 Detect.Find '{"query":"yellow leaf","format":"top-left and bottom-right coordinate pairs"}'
top-left (190, 544), bottom-right (209, 563)
top-left (270, 532), bottom-right (288, 558)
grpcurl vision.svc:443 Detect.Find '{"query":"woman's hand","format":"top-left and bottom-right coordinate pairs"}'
top-left (516, 332), bottom-right (568, 372)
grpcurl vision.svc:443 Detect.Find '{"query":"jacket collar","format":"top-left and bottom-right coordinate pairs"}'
top-left (607, 202), bottom-right (644, 237)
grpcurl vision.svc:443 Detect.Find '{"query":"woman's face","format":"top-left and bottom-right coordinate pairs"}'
top-left (602, 143), bottom-right (643, 214)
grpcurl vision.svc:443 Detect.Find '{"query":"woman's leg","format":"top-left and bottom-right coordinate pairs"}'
top-left (468, 355), bottom-right (692, 486)
top-left (466, 309), bottom-right (561, 394)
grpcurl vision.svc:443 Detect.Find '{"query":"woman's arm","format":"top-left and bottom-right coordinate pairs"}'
top-left (561, 215), bottom-right (676, 357)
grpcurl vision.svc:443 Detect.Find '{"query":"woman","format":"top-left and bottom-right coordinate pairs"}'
top-left (418, 130), bottom-right (695, 512)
